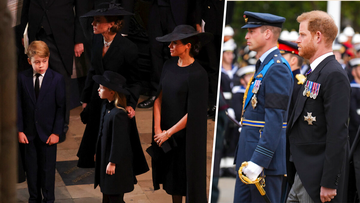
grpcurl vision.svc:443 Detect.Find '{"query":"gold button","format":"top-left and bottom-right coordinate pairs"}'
top-left (208, 6), bottom-right (210, 9)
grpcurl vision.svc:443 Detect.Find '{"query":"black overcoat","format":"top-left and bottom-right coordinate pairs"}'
top-left (287, 55), bottom-right (350, 202)
top-left (20, 0), bottom-right (86, 75)
top-left (77, 33), bottom-right (142, 168)
top-left (94, 102), bottom-right (149, 194)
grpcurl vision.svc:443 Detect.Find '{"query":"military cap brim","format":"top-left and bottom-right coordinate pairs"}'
top-left (242, 11), bottom-right (285, 29)
top-left (278, 39), bottom-right (299, 55)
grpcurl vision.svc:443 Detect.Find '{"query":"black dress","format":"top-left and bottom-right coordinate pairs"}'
top-left (151, 57), bottom-right (208, 202)
top-left (77, 33), bottom-right (142, 168)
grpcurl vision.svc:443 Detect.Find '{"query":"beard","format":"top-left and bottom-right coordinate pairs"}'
top-left (298, 40), bottom-right (316, 60)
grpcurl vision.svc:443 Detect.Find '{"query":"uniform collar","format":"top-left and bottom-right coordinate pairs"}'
top-left (259, 46), bottom-right (278, 63)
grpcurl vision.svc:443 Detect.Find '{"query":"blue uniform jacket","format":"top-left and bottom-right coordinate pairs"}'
top-left (235, 49), bottom-right (293, 176)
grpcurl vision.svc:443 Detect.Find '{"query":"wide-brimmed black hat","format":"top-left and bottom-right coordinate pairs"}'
top-left (156, 25), bottom-right (213, 46)
top-left (81, 1), bottom-right (133, 18)
top-left (93, 71), bottom-right (129, 95)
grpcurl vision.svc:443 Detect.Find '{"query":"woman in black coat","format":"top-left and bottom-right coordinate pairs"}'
top-left (150, 25), bottom-right (212, 203)
top-left (92, 71), bottom-right (147, 202)
top-left (77, 2), bottom-right (146, 172)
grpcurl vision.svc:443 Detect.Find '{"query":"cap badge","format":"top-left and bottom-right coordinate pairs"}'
top-left (244, 15), bottom-right (248, 23)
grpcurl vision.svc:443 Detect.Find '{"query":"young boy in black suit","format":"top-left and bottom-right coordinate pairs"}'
top-left (17, 40), bottom-right (66, 203)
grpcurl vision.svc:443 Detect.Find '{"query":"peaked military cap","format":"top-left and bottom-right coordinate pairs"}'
top-left (278, 39), bottom-right (299, 55)
top-left (242, 11), bottom-right (285, 29)
top-left (349, 58), bottom-right (360, 68)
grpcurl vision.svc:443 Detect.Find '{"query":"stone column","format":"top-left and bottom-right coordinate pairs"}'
top-left (0, 1), bottom-right (18, 202)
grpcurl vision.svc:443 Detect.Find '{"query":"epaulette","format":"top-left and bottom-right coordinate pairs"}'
top-left (295, 74), bottom-right (306, 85)
top-left (273, 54), bottom-right (282, 64)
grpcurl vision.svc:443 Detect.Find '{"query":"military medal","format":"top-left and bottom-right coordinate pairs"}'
top-left (251, 95), bottom-right (258, 109)
top-left (303, 80), bottom-right (309, 96)
top-left (304, 112), bottom-right (316, 125)
top-left (252, 80), bottom-right (261, 94)
top-left (310, 81), bottom-right (316, 99)
top-left (313, 83), bottom-right (321, 99)
top-left (307, 81), bottom-right (313, 98)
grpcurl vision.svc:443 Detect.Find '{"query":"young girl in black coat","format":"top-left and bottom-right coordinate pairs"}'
top-left (92, 71), bottom-right (148, 203)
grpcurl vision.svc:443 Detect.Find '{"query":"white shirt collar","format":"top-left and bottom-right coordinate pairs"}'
top-left (259, 46), bottom-right (278, 63)
top-left (33, 71), bottom-right (45, 77)
top-left (310, 52), bottom-right (333, 71)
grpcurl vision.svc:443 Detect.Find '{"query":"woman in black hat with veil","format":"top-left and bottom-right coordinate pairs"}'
top-left (77, 2), bottom-right (147, 178)
top-left (150, 25), bottom-right (213, 203)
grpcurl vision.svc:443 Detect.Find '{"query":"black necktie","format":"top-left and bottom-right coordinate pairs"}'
top-left (255, 60), bottom-right (261, 72)
top-left (35, 73), bottom-right (41, 99)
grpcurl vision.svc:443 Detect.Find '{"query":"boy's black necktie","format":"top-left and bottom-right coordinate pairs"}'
top-left (35, 73), bottom-right (41, 99)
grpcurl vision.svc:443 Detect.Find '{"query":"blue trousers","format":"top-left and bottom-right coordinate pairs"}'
top-left (234, 174), bottom-right (284, 203)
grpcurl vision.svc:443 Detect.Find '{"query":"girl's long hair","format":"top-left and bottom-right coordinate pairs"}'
top-left (114, 91), bottom-right (127, 112)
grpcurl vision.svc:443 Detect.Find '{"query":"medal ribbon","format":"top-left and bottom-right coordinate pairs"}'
top-left (243, 58), bottom-right (292, 111)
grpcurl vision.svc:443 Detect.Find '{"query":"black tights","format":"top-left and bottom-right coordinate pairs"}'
top-left (103, 193), bottom-right (125, 203)
top-left (172, 195), bottom-right (183, 203)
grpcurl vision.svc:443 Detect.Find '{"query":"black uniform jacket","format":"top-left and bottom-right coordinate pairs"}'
top-left (94, 102), bottom-right (149, 194)
top-left (287, 55), bottom-right (350, 202)
top-left (20, 0), bottom-right (86, 75)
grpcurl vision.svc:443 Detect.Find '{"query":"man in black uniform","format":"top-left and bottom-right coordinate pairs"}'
top-left (287, 10), bottom-right (350, 203)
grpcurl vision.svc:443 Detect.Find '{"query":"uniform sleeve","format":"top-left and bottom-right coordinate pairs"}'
top-left (350, 88), bottom-right (360, 133)
top-left (108, 111), bottom-right (132, 164)
top-left (320, 71), bottom-right (350, 189)
top-left (251, 63), bottom-right (293, 168)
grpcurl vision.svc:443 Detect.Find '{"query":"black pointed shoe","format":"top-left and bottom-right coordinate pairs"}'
top-left (138, 96), bottom-right (156, 108)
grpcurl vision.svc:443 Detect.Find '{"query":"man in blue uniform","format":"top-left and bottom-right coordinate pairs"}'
top-left (234, 11), bottom-right (293, 203)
